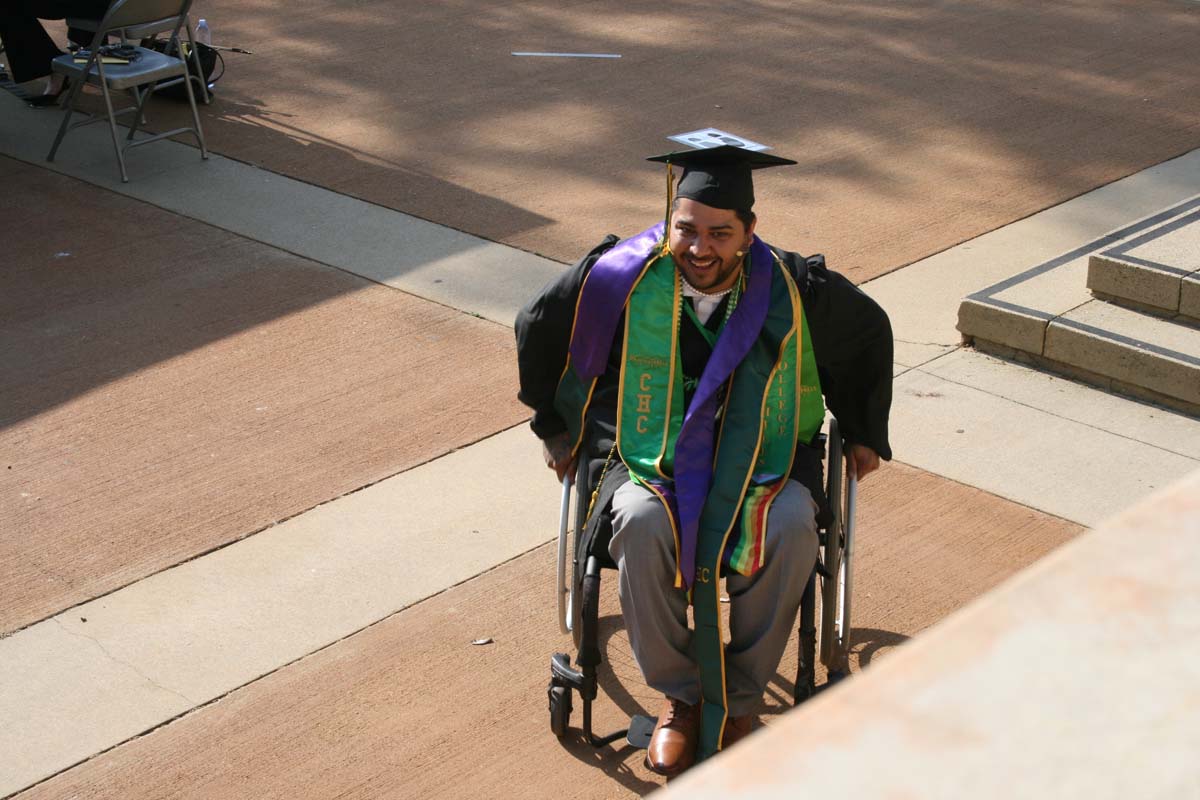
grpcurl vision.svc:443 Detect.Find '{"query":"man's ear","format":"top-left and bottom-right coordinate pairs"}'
top-left (744, 215), bottom-right (757, 242)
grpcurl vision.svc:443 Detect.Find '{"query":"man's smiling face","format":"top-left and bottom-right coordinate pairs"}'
top-left (668, 197), bottom-right (755, 293)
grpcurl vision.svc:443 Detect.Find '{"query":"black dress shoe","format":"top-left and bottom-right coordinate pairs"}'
top-left (28, 78), bottom-right (70, 108)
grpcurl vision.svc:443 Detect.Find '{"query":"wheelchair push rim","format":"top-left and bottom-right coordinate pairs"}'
top-left (570, 456), bottom-right (588, 650)
top-left (820, 419), bottom-right (857, 674)
top-left (831, 473), bottom-right (857, 671)
top-left (556, 458), bottom-right (589, 648)
top-left (820, 422), bottom-right (842, 667)
top-left (556, 474), bottom-right (573, 636)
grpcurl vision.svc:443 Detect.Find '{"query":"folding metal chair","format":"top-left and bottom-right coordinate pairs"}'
top-left (65, 7), bottom-right (211, 106)
top-left (46, 0), bottom-right (208, 183)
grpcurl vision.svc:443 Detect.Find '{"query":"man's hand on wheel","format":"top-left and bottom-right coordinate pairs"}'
top-left (846, 444), bottom-right (880, 481)
top-left (543, 432), bottom-right (576, 483)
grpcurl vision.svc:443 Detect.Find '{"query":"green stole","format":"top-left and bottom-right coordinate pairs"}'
top-left (558, 243), bottom-right (823, 759)
top-left (619, 252), bottom-right (823, 579)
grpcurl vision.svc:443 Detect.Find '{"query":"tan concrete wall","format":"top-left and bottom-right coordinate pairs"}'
top-left (664, 469), bottom-right (1200, 799)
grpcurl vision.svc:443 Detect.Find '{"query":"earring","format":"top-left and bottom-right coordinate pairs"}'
top-left (735, 249), bottom-right (745, 258)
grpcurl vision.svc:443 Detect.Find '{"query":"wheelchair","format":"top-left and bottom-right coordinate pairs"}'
top-left (547, 418), bottom-right (858, 747)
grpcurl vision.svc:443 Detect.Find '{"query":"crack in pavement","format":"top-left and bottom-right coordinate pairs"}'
top-left (51, 618), bottom-right (197, 707)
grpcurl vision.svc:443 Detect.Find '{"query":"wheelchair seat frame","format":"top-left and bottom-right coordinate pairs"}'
top-left (548, 418), bottom-right (858, 747)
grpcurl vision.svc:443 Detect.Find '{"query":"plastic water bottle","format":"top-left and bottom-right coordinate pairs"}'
top-left (195, 19), bottom-right (211, 46)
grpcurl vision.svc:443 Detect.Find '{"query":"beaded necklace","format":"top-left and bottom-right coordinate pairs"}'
top-left (680, 262), bottom-right (745, 340)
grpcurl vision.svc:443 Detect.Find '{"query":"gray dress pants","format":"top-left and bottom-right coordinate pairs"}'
top-left (608, 478), bottom-right (818, 716)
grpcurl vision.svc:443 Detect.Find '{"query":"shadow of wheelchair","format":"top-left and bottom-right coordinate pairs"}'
top-left (760, 625), bottom-right (912, 717)
top-left (556, 599), bottom-right (910, 795)
top-left (555, 610), bottom-right (662, 793)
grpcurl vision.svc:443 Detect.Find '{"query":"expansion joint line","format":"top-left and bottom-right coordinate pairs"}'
top-left (908, 365), bottom-right (1200, 463)
top-left (891, 344), bottom-right (962, 379)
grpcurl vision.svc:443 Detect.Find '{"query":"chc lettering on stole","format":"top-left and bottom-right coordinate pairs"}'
top-left (637, 372), bottom-right (652, 433)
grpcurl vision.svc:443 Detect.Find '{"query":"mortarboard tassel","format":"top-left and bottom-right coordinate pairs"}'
top-left (661, 161), bottom-right (675, 255)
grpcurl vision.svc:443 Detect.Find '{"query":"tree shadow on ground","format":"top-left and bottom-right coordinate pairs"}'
top-left (11, 0), bottom-right (1200, 419)
top-left (1, 71), bottom-right (551, 429)
top-left (74, 0), bottom-right (1200, 276)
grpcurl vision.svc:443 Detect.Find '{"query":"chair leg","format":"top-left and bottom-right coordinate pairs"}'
top-left (46, 73), bottom-right (88, 163)
top-left (128, 86), bottom-right (148, 127)
top-left (125, 89), bottom-right (138, 139)
top-left (179, 52), bottom-right (208, 160)
top-left (98, 78), bottom-right (129, 182)
top-left (126, 85), bottom-right (153, 141)
top-left (183, 19), bottom-right (210, 105)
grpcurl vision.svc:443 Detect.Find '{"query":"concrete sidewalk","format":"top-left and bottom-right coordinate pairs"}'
top-left (3, 11), bottom-right (1200, 795)
top-left (4, 96), bottom-right (1197, 796)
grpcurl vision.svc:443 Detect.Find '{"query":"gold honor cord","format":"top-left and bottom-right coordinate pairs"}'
top-left (664, 161), bottom-right (675, 232)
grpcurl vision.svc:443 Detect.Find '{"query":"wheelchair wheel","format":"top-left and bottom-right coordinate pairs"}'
top-left (832, 475), bottom-right (858, 675)
top-left (794, 571), bottom-right (818, 704)
top-left (570, 457), bottom-right (589, 651)
top-left (824, 541), bottom-right (851, 675)
top-left (579, 556), bottom-right (602, 663)
top-left (819, 424), bottom-right (844, 668)
top-left (557, 477), bottom-right (572, 637)
top-left (557, 457), bottom-right (590, 650)
top-left (570, 559), bottom-right (583, 651)
top-left (548, 682), bottom-right (573, 738)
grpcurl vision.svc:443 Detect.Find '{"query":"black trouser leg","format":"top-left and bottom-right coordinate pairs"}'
top-left (0, 15), bottom-right (63, 83)
top-left (0, 0), bottom-right (112, 84)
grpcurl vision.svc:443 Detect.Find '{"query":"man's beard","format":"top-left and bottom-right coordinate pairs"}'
top-left (679, 252), bottom-right (741, 292)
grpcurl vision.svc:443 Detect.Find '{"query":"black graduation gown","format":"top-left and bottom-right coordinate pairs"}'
top-left (514, 234), bottom-right (893, 561)
top-left (515, 235), bottom-right (893, 454)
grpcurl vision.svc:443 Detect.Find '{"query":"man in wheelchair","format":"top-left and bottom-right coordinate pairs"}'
top-left (515, 145), bottom-right (893, 777)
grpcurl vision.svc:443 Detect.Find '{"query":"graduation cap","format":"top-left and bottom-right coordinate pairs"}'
top-left (647, 145), bottom-right (797, 212)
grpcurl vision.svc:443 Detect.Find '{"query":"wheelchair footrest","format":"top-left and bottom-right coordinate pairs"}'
top-left (626, 714), bottom-right (656, 750)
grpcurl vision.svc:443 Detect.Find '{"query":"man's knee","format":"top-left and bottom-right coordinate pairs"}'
top-left (608, 480), bottom-right (676, 566)
top-left (764, 481), bottom-right (819, 567)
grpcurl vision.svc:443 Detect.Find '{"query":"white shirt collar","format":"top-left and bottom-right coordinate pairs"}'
top-left (681, 277), bottom-right (732, 325)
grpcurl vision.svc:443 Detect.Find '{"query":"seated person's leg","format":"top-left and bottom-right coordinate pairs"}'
top-left (0, 0), bottom-right (110, 86)
top-left (609, 478), bottom-right (702, 775)
top-left (724, 480), bottom-right (819, 718)
top-left (608, 479), bottom-right (698, 704)
top-left (0, 5), bottom-right (63, 84)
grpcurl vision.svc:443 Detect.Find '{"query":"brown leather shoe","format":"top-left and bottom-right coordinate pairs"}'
top-left (644, 697), bottom-right (700, 776)
top-left (720, 713), bottom-right (757, 750)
